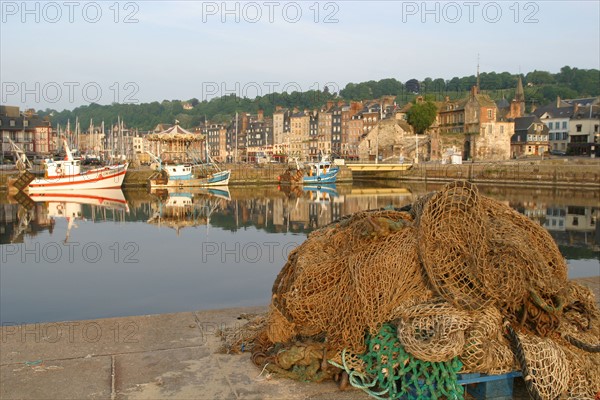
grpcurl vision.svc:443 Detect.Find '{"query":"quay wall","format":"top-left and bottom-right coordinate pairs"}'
top-left (1, 160), bottom-right (598, 190)
top-left (395, 160), bottom-right (600, 188)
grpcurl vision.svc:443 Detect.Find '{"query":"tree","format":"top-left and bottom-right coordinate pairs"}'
top-left (406, 101), bottom-right (438, 134)
top-left (405, 79), bottom-right (420, 94)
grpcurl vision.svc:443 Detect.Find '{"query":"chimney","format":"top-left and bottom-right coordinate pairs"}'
top-left (326, 101), bottom-right (334, 110)
top-left (351, 101), bottom-right (363, 113)
top-left (470, 86), bottom-right (478, 98)
top-left (556, 96), bottom-right (561, 108)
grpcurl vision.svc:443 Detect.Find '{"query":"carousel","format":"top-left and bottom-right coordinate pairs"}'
top-left (145, 123), bottom-right (204, 163)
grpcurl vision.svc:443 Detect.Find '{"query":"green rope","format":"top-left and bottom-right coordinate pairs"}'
top-left (330, 324), bottom-right (464, 400)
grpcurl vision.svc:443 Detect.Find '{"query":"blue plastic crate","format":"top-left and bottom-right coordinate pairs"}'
top-left (458, 371), bottom-right (522, 400)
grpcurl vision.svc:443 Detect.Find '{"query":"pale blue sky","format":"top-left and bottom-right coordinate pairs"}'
top-left (1, 1), bottom-right (599, 111)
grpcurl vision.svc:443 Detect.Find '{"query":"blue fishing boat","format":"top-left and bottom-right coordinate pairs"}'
top-left (147, 152), bottom-right (230, 188)
top-left (303, 158), bottom-right (339, 184)
top-left (278, 155), bottom-right (339, 184)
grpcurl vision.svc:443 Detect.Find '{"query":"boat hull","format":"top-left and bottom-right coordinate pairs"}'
top-left (303, 167), bottom-right (339, 184)
top-left (149, 170), bottom-right (231, 188)
top-left (27, 164), bottom-right (128, 191)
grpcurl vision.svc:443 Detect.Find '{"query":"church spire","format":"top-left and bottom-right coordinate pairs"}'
top-left (515, 75), bottom-right (525, 102)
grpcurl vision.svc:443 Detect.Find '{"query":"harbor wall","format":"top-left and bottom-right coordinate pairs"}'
top-left (395, 160), bottom-right (600, 188)
top-left (1, 160), bottom-right (598, 190)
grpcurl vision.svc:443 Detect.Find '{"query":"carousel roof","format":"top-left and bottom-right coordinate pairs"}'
top-left (146, 124), bottom-right (204, 142)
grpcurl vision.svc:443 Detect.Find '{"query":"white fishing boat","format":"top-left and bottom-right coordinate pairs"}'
top-left (8, 138), bottom-right (128, 192)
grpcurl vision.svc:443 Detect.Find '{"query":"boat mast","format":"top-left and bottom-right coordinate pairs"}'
top-left (75, 116), bottom-right (80, 155)
top-left (205, 116), bottom-right (209, 163)
top-left (89, 118), bottom-right (94, 156)
top-left (235, 112), bottom-right (238, 163)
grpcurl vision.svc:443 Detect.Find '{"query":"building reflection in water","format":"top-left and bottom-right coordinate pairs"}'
top-left (1, 184), bottom-right (598, 259)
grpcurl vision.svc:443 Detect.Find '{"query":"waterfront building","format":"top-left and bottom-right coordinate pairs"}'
top-left (1, 106), bottom-right (53, 160)
top-left (511, 115), bottom-right (550, 157)
top-left (434, 86), bottom-right (514, 161)
top-left (273, 107), bottom-right (291, 161)
top-left (317, 106), bottom-right (332, 156)
top-left (202, 123), bottom-right (228, 162)
top-left (533, 97), bottom-right (574, 153)
top-left (290, 110), bottom-right (310, 161)
top-left (568, 103), bottom-right (600, 157)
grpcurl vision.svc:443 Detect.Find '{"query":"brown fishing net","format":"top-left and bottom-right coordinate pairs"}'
top-left (244, 181), bottom-right (599, 398)
top-left (396, 298), bottom-right (473, 362)
top-left (514, 332), bottom-right (571, 399)
top-left (416, 181), bottom-right (492, 311)
top-left (271, 209), bottom-right (428, 353)
top-left (460, 306), bottom-right (516, 374)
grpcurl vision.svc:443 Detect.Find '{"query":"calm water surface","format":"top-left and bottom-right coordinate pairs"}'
top-left (1, 182), bottom-right (598, 324)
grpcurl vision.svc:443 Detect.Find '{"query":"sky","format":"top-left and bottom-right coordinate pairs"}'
top-left (1, 0), bottom-right (599, 111)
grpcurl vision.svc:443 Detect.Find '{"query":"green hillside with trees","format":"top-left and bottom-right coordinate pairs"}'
top-left (39, 66), bottom-right (599, 131)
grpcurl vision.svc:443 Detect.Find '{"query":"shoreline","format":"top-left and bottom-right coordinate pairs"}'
top-left (2, 159), bottom-right (600, 191)
top-left (1, 277), bottom-right (598, 399)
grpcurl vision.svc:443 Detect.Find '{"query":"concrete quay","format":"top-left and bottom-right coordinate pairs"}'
top-left (0, 306), bottom-right (361, 400)
top-left (1, 277), bottom-right (599, 400)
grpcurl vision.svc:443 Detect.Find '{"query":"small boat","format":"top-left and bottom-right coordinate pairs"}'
top-left (10, 138), bottom-right (128, 192)
top-left (147, 152), bottom-right (231, 188)
top-left (279, 155), bottom-right (340, 185)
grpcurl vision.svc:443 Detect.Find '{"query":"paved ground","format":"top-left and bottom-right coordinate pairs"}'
top-left (1, 277), bottom-right (598, 400)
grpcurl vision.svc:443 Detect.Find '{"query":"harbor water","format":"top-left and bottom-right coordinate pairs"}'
top-left (1, 182), bottom-right (598, 324)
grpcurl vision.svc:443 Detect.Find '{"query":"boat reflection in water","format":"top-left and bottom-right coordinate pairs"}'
top-left (11, 189), bottom-right (129, 242)
top-left (147, 186), bottom-right (231, 234)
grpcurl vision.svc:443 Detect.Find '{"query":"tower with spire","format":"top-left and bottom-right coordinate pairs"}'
top-left (508, 75), bottom-right (525, 118)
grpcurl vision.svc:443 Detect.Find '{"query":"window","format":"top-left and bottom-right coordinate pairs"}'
top-left (10, 120), bottom-right (15, 127)
top-left (576, 124), bottom-right (582, 132)
top-left (549, 132), bottom-right (554, 140)
top-left (500, 125), bottom-right (504, 134)
top-left (23, 120), bottom-right (28, 127)
top-left (562, 121), bottom-right (567, 129)
top-left (487, 109), bottom-right (493, 119)
top-left (563, 132), bottom-right (568, 140)
top-left (548, 122), bottom-right (553, 129)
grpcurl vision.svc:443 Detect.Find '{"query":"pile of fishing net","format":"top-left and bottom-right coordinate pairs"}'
top-left (223, 181), bottom-right (599, 399)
